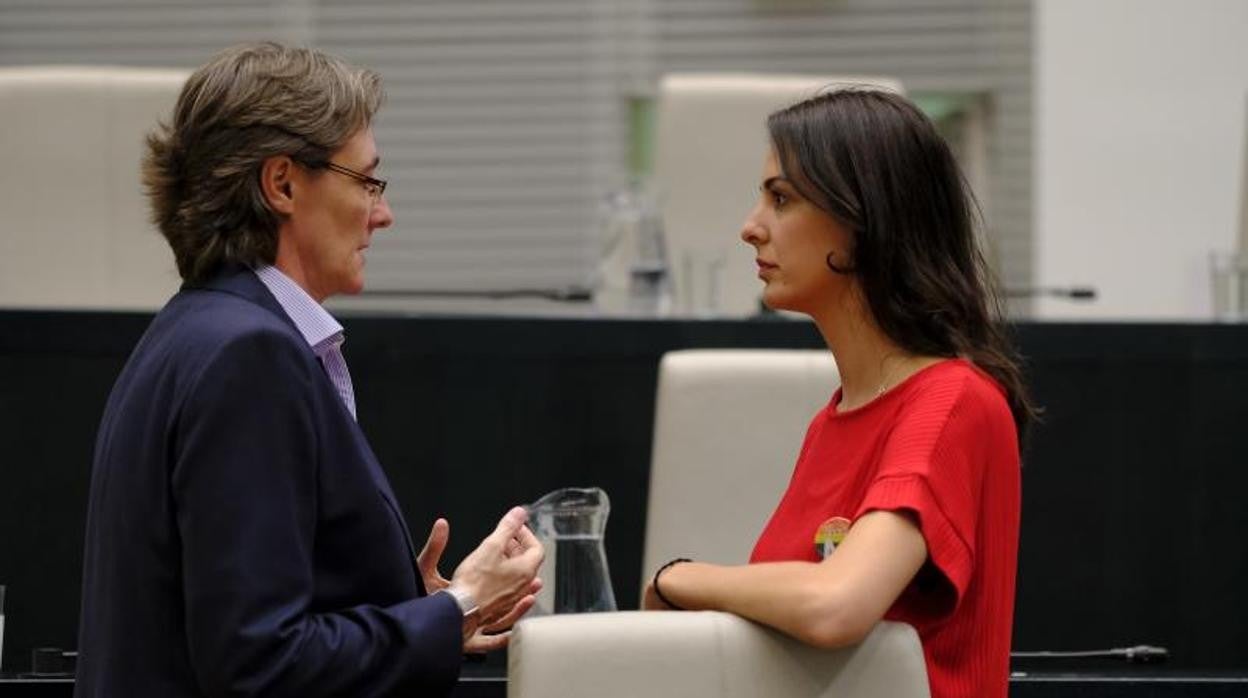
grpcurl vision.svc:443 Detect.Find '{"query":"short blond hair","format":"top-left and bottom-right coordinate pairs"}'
top-left (143, 42), bottom-right (383, 284)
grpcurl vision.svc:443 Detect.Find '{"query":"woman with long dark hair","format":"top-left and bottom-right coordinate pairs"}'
top-left (643, 89), bottom-right (1033, 698)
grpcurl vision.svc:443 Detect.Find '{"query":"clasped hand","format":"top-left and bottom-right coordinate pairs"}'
top-left (417, 506), bottom-right (544, 652)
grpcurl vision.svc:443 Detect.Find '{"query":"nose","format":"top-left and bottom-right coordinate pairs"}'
top-left (370, 194), bottom-right (395, 230)
top-left (740, 203), bottom-right (766, 246)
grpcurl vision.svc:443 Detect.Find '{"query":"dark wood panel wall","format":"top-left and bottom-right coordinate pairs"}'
top-left (1, 312), bottom-right (1245, 672)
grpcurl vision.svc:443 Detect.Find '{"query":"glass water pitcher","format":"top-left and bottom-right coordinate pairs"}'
top-left (526, 487), bottom-right (617, 614)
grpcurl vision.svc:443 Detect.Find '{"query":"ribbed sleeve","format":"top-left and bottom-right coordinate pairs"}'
top-left (858, 473), bottom-right (974, 610)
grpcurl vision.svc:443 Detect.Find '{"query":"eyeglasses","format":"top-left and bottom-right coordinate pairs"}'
top-left (304, 160), bottom-right (387, 202)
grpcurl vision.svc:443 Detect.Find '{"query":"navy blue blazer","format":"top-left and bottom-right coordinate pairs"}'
top-left (76, 267), bottom-right (463, 697)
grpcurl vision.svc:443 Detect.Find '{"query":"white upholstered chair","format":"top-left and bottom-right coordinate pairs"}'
top-left (510, 350), bottom-right (927, 696)
top-left (654, 73), bottom-right (902, 316)
top-left (0, 66), bottom-right (187, 310)
top-left (641, 348), bottom-right (839, 575)
top-left (509, 611), bottom-right (930, 698)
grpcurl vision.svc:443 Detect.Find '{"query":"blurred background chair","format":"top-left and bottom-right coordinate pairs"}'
top-left (653, 73), bottom-right (902, 316)
top-left (509, 611), bottom-right (929, 698)
top-left (0, 66), bottom-right (187, 310)
top-left (642, 349), bottom-right (839, 580)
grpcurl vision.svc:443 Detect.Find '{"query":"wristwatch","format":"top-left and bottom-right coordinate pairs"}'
top-left (441, 585), bottom-right (481, 641)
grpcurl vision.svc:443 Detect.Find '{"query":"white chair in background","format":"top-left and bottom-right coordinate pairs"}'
top-left (654, 73), bottom-right (903, 317)
top-left (0, 66), bottom-right (188, 310)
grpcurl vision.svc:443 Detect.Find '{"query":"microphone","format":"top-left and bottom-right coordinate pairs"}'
top-left (1011, 645), bottom-right (1169, 664)
top-left (1004, 286), bottom-right (1098, 301)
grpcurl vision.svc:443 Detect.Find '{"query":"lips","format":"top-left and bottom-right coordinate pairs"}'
top-left (756, 259), bottom-right (777, 270)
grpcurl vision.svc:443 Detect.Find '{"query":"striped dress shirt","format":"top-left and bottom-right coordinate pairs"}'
top-left (252, 265), bottom-right (357, 419)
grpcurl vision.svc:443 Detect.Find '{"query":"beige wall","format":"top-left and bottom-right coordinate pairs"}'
top-left (1035, 0), bottom-right (1248, 319)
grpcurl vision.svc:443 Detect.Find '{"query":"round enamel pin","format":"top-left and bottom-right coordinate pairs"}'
top-left (814, 516), bottom-right (852, 559)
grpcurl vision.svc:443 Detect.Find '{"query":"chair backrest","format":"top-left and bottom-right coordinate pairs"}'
top-left (642, 349), bottom-right (839, 579)
top-left (0, 66), bottom-right (188, 310)
top-left (509, 611), bottom-right (930, 698)
top-left (654, 73), bottom-right (903, 316)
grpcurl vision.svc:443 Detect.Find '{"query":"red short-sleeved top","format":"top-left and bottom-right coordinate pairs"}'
top-left (750, 359), bottom-right (1020, 698)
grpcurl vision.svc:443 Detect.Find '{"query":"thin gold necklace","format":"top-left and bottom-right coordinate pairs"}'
top-left (875, 354), bottom-right (911, 398)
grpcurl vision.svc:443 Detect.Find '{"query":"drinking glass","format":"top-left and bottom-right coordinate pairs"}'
top-left (1210, 251), bottom-right (1248, 321)
top-left (0, 585), bottom-right (6, 672)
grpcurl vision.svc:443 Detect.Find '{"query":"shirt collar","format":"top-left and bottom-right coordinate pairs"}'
top-left (252, 265), bottom-right (344, 351)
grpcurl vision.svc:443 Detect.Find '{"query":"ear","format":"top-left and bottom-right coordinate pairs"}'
top-left (260, 155), bottom-right (296, 216)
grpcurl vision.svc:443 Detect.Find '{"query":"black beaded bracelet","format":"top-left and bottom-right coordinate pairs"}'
top-left (652, 557), bottom-right (693, 611)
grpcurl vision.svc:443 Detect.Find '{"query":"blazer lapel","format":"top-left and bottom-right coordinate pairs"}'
top-left (354, 433), bottom-right (426, 594)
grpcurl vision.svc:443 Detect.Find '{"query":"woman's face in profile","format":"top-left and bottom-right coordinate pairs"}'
top-left (282, 128), bottom-right (394, 301)
top-left (739, 150), bottom-right (855, 317)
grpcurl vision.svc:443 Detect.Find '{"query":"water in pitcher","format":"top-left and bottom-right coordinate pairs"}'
top-left (527, 488), bottom-right (617, 614)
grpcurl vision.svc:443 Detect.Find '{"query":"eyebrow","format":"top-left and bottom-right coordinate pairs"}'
top-left (761, 176), bottom-right (791, 191)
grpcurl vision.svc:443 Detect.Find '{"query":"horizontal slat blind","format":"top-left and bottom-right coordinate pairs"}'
top-left (651, 0), bottom-right (1033, 298)
top-left (0, 0), bottom-right (1030, 305)
top-left (0, 0), bottom-right (630, 298)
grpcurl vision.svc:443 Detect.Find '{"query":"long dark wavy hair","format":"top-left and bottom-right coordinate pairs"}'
top-left (767, 88), bottom-right (1036, 435)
